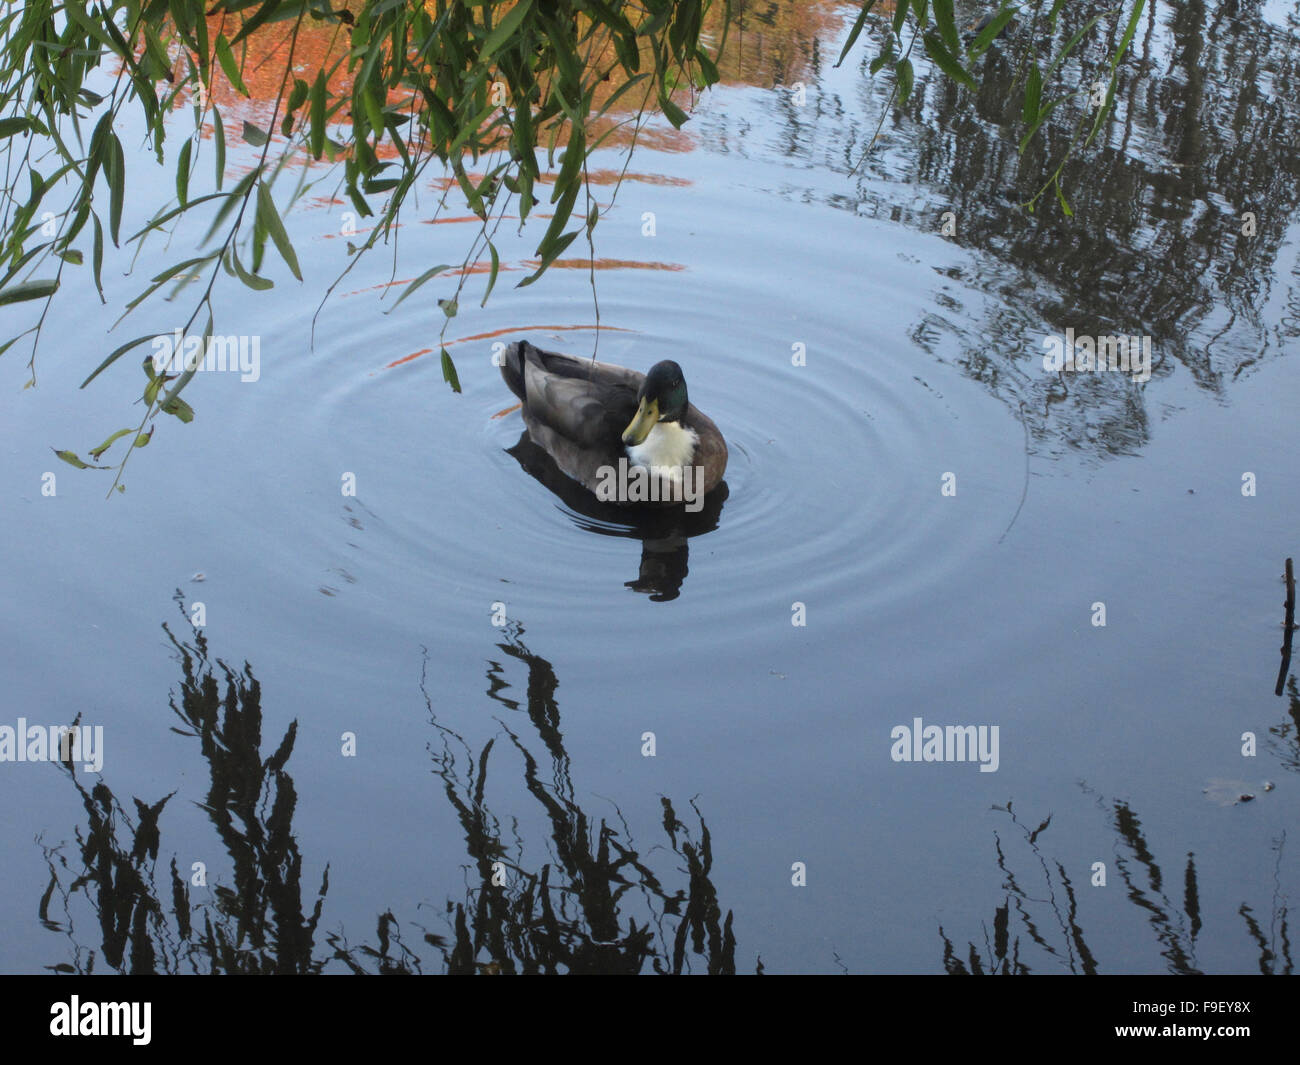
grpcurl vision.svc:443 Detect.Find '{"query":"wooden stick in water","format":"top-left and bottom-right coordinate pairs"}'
top-left (1276, 557), bottom-right (1295, 697)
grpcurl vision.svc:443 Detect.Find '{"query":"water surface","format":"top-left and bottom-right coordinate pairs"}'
top-left (2, 0), bottom-right (1297, 974)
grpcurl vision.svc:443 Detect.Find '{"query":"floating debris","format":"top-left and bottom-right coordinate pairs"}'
top-left (1203, 778), bottom-right (1272, 806)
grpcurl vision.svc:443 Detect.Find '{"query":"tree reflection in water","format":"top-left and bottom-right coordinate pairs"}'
top-left (38, 599), bottom-right (747, 974)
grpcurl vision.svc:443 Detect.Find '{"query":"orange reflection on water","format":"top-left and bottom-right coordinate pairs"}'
top-left (715, 1), bottom-right (867, 88)
top-left (381, 323), bottom-right (636, 370)
top-left (176, 0), bottom-right (864, 169)
top-left (541, 259), bottom-right (685, 272)
top-left (348, 256), bottom-right (678, 302)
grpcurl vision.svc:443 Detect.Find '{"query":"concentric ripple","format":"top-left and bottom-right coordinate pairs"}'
top-left (214, 162), bottom-right (1026, 662)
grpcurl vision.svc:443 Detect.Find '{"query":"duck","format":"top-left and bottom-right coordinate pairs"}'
top-left (501, 340), bottom-right (727, 505)
top-left (963, 11), bottom-right (1017, 42)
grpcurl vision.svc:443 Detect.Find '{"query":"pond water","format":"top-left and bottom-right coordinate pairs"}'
top-left (2, 0), bottom-right (1298, 974)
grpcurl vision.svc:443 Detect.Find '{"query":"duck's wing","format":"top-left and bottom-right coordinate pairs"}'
top-left (684, 404), bottom-right (729, 494)
top-left (504, 341), bottom-right (642, 449)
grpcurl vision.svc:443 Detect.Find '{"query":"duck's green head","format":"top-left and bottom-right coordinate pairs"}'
top-left (622, 360), bottom-right (688, 446)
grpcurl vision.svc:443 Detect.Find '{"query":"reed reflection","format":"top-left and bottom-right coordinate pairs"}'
top-left (38, 599), bottom-right (746, 973)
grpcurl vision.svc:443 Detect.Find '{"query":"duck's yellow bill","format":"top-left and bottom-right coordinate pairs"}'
top-left (622, 397), bottom-right (659, 446)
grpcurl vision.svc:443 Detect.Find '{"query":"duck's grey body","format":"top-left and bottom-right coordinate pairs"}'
top-left (500, 341), bottom-right (727, 501)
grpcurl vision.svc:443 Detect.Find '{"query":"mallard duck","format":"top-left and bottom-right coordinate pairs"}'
top-left (501, 340), bottom-right (727, 506)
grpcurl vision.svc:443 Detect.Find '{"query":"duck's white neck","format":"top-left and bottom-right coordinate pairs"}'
top-left (626, 419), bottom-right (698, 478)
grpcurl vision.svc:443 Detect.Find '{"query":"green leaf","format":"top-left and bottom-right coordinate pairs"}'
top-left (481, 0), bottom-right (535, 63)
top-left (255, 183), bottom-right (302, 281)
top-left (53, 449), bottom-right (92, 469)
top-left (242, 120), bottom-right (268, 147)
top-left (1023, 62), bottom-right (1041, 126)
top-left (438, 298), bottom-right (457, 318)
top-left (552, 129), bottom-right (585, 205)
top-left (169, 0), bottom-right (195, 42)
top-left (892, 0), bottom-right (910, 36)
top-left (215, 34), bottom-right (250, 96)
top-left (451, 160), bottom-right (487, 219)
top-left (92, 215), bottom-right (105, 300)
top-left (86, 110), bottom-right (113, 191)
top-left (0, 279), bottom-right (59, 306)
top-left (586, 0), bottom-right (635, 37)
top-left (534, 169), bottom-right (580, 264)
top-left (346, 182), bottom-right (371, 219)
top-left (213, 108), bottom-right (226, 189)
top-left (125, 192), bottom-right (227, 245)
top-left (88, 428), bottom-right (136, 460)
top-left (62, 194), bottom-right (87, 244)
top-left (176, 138), bottom-right (192, 207)
top-left (1018, 95), bottom-right (1065, 154)
top-left (252, 199), bottom-right (267, 274)
top-left (0, 243), bottom-right (51, 294)
top-left (59, 249), bottom-right (84, 265)
top-left (659, 91), bottom-right (688, 129)
top-left (540, 10), bottom-right (581, 89)
top-left (229, 0), bottom-right (283, 47)
top-left (108, 133), bottom-right (125, 245)
top-left (1083, 0), bottom-right (1146, 151)
top-left (388, 263), bottom-right (450, 312)
top-left (309, 70), bottom-right (326, 158)
top-left (933, 0), bottom-right (960, 55)
top-left (62, 1), bottom-right (120, 55)
top-left (637, 4), bottom-right (672, 38)
top-left (0, 330), bottom-right (36, 360)
top-left (121, 255), bottom-right (217, 316)
top-left (360, 85), bottom-right (384, 143)
top-left (226, 246), bottom-right (274, 290)
top-left (695, 49), bottom-right (720, 88)
top-left (286, 77), bottom-right (308, 115)
top-left (517, 229), bottom-right (579, 288)
top-left (160, 312), bottom-right (213, 409)
top-left (0, 117), bottom-right (30, 138)
top-left (594, 72), bottom-right (651, 121)
top-left (969, 5), bottom-right (1018, 59)
top-left (81, 333), bottom-right (160, 388)
top-left (151, 256), bottom-right (216, 287)
top-left (1054, 175), bottom-right (1073, 218)
top-left (896, 57), bottom-right (914, 105)
top-left (836, 1), bottom-right (878, 67)
top-left (1045, 15), bottom-right (1103, 82)
top-left (99, 15), bottom-right (137, 79)
top-left (161, 396), bottom-right (195, 423)
top-left (142, 22), bottom-right (171, 80)
top-left (923, 33), bottom-right (976, 91)
top-left (480, 241), bottom-right (500, 307)
top-left (440, 348), bottom-right (461, 393)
